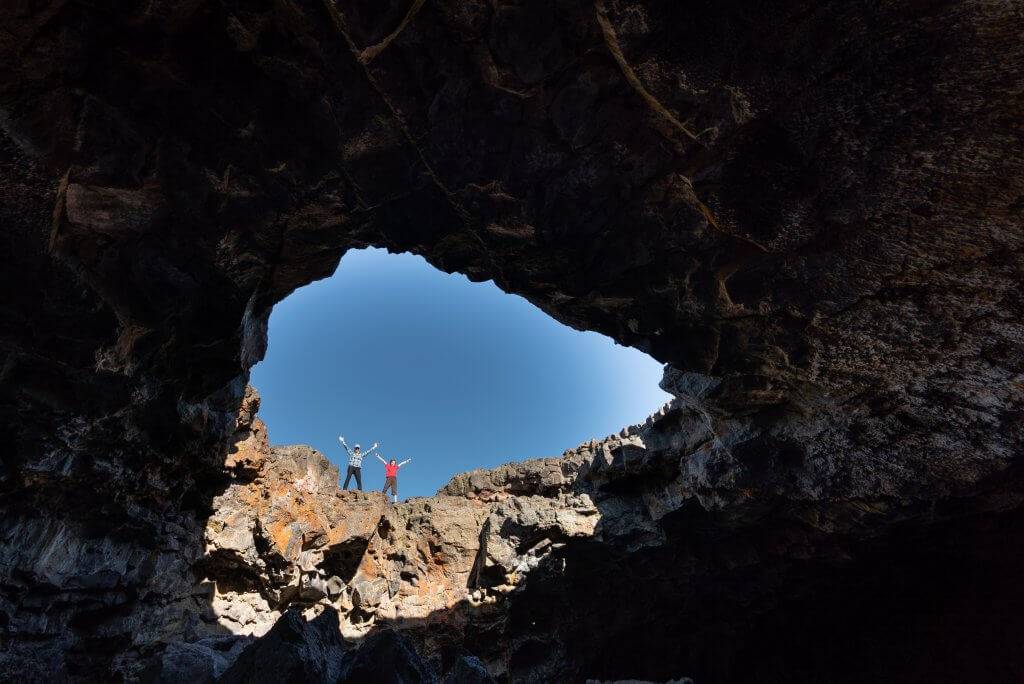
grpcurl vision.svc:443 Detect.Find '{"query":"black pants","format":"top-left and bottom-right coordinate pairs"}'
top-left (383, 476), bottom-right (397, 497)
top-left (343, 466), bottom-right (362, 490)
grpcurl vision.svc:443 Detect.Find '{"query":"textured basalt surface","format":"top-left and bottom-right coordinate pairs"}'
top-left (0, 0), bottom-right (1022, 681)
top-left (171, 392), bottom-right (1024, 682)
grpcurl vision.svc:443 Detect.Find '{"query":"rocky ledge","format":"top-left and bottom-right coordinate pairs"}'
top-left (177, 387), bottom-right (628, 680)
top-left (151, 378), bottom-right (1024, 682)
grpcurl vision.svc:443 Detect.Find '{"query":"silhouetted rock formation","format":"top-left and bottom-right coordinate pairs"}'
top-left (0, 0), bottom-right (1022, 681)
top-left (186, 392), bottom-right (1024, 681)
top-left (219, 609), bottom-right (348, 683)
top-left (144, 635), bottom-right (253, 683)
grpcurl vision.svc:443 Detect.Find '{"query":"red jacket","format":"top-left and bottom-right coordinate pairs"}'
top-left (385, 463), bottom-right (399, 478)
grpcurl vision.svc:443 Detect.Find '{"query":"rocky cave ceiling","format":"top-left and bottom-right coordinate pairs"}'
top-left (0, 0), bottom-right (1022, 681)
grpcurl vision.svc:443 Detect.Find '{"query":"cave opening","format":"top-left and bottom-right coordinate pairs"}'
top-left (249, 247), bottom-right (671, 498)
top-left (2, 0), bottom-right (1021, 678)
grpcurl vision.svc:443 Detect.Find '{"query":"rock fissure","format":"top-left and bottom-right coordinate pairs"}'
top-left (592, 0), bottom-right (700, 146)
top-left (356, 0), bottom-right (428, 65)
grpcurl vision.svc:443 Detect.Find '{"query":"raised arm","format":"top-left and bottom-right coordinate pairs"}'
top-left (338, 436), bottom-right (352, 455)
top-left (363, 442), bottom-right (380, 458)
top-left (398, 458), bottom-right (412, 468)
top-left (375, 453), bottom-right (387, 464)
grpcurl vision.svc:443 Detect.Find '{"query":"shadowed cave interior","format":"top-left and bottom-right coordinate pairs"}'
top-left (1, 0), bottom-right (1022, 682)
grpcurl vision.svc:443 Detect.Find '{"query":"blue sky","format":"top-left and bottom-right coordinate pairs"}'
top-left (251, 248), bottom-right (670, 498)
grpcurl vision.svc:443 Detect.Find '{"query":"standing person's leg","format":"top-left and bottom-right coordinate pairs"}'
top-left (382, 478), bottom-right (390, 494)
top-left (392, 478), bottom-right (398, 503)
top-left (343, 466), bottom-right (354, 489)
top-left (354, 467), bottom-right (362, 490)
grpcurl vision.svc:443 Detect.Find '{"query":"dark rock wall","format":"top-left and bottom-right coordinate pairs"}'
top-left (0, 0), bottom-right (1021, 680)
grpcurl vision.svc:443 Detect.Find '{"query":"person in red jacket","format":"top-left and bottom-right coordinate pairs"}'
top-left (376, 454), bottom-right (411, 503)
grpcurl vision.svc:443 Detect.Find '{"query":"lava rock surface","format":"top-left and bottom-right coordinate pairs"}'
top-left (0, 0), bottom-right (1022, 681)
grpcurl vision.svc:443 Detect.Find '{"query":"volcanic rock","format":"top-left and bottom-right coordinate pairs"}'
top-left (0, 0), bottom-right (1022, 681)
top-left (143, 635), bottom-right (253, 684)
top-left (442, 655), bottom-right (496, 684)
top-left (219, 608), bottom-right (349, 684)
top-left (340, 628), bottom-right (434, 684)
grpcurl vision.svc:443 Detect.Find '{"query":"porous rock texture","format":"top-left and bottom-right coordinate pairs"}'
top-left (0, 0), bottom-right (1022, 681)
top-left (186, 391), bottom-right (682, 680)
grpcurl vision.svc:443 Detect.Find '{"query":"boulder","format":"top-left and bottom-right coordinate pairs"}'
top-left (340, 629), bottom-right (434, 684)
top-left (219, 609), bottom-right (349, 684)
top-left (442, 655), bottom-right (496, 684)
top-left (144, 636), bottom-right (253, 683)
